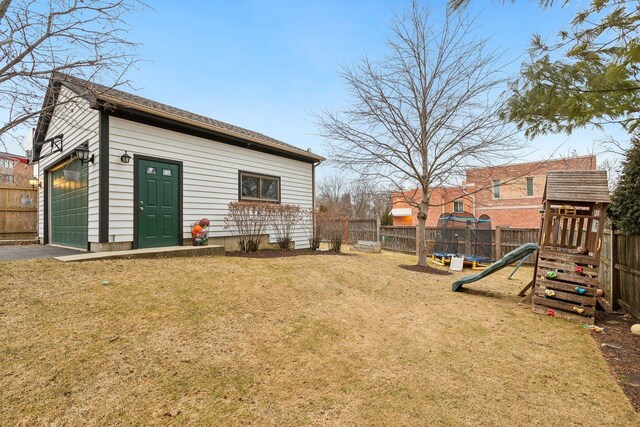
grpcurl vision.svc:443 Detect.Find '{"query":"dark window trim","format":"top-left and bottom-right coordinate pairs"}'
top-left (238, 170), bottom-right (281, 203)
top-left (133, 154), bottom-right (184, 249)
top-left (98, 111), bottom-right (109, 243)
top-left (43, 169), bottom-right (49, 245)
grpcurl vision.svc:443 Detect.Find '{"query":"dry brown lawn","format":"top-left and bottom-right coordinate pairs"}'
top-left (1, 250), bottom-right (638, 426)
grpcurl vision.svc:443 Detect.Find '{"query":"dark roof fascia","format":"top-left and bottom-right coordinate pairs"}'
top-left (36, 79), bottom-right (322, 164)
top-left (33, 80), bottom-right (62, 157)
top-left (98, 102), bottom-right (319, 164)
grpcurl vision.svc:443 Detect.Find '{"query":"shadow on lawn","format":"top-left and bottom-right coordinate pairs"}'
top-left (226, 249), bottom-right (357, 259)
top-left (399, 264), bottom-right (452, 275)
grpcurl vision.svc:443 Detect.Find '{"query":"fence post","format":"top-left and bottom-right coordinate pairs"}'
top-left (344, 217), bottom-right (349, 244)
top-left (610, 229), bottom-right (620, 311)
top-left (495, 227), bottom-right (502, 260)
top-left (415, 225), bottom-right (419, 253)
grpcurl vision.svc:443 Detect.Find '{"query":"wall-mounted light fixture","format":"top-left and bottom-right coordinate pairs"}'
top-left (120, 151), bottom-right (131, 164)
top-left (27, 176), bottom-right (41, 189)
top-left (75, 142), bottom-right (94, 164)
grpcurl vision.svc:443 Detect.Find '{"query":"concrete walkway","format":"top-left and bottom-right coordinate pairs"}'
top-left (55, 245), bottom-right (225, 262)
top-left (0, 245), bottom-right (83, 261)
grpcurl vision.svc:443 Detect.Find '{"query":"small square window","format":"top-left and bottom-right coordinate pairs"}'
top-left (162, 169), bottom-right (172, 176)
top-left (146, 166), bottom-right (156, 175)
top-left (453, 200), bottom-right (464, 213)
top-left (241, 175), bottom-right (260, 198)
top-left (261, 178), bottom-right (278, 200)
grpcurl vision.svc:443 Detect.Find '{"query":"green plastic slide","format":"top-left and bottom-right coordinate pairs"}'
top-left (452, 243), bottom-right (540, 292)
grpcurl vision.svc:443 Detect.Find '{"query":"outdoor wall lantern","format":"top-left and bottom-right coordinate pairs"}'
top-left (75, 142), bottom-right (94, 164)
top-left (120, 151), bottom-right (131, 164)
top-left (28, 176), bottom-right (41, 189)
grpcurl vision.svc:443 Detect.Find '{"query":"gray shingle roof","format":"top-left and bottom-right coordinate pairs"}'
top-left (543, 170), bottom-right (610, 203)
top-left (56, 74), bottom-right (323, 162)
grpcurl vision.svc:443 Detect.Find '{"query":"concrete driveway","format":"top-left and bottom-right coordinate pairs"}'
top-left (0, 245), bottom-right (83, 261)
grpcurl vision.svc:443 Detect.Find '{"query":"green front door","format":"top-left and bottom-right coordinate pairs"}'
top-left (136, 159), bottom-right (180, 248)
top-left (50, 159), bottom-right (88, 249)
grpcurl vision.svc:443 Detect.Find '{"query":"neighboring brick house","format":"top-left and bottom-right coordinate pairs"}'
top-left (0, 152), bottom-right (33, 187)
top-left (391, 155), bottom-right (598, 228)
top-left (391, 186), bottom-right (472, 227)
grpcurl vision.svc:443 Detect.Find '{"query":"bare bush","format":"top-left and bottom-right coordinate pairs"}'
top-left (225, 202), bottom-right (272, 252)
top-left (316, 211), bottom-right (346, 252)
top-left (301, 209), bottom-right (321, 250)
top-left (270, 204), bottom-right (303, 250)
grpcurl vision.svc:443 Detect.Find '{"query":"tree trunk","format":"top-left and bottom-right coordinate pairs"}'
top-left (416, 192), bottom-right (429, 266)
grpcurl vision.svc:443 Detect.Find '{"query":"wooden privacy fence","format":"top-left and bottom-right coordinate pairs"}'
top-left (0, 186), bottom-right (38, 240)
top-left (495, 228), bottom-right (540, 263)
top-left (379, 225), bottom-right (539, 264)
top-left (599, 230), bottom-right (640, 319)
top-left (379, 226), bottom-right (437, 254)
top-left (347, 218), bottom-right (379, 243)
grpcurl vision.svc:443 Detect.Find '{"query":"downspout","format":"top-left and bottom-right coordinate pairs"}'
top-left (312, 159), bottom-right (321, 247)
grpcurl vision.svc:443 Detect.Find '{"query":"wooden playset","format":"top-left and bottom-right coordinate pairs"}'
top-left (452, 170), bottom-right (611, 322)
top-left (523, 171), bottom-right (610, 321)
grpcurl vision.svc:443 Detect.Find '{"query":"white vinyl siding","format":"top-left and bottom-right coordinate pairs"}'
top-left (108, 117), bottom-right (313, 248)
top-left (37, 87), bottom-right (100, 243)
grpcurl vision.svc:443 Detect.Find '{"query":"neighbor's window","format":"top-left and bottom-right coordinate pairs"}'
top-left (453, 200), bottom-right (464, 213)
top-left (239, 172), bottom-right (280, 202)
top-left (0, 159), bottom-right (14, 168)
top-left (492, 180), bottom-right (501, 198)
top-left (526, 177), bottom-right (534, 196)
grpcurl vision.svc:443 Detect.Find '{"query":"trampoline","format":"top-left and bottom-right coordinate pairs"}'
top-left (432, 212), bottom-right (493, 269)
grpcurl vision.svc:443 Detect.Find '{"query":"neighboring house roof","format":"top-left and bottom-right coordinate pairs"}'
top-left (34, 74), bottom-right (324, 163)
top-left (543, 170), bottom-right (610, 204)
top-left (0, 152), bottom-right (28, 164)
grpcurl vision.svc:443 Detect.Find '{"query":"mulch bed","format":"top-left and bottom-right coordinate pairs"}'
top-left (226, 249), bottom-right (353, 259)
top-left (399, 264), bottom-right (452, 275)
top-left (592, 311), bottom-right (640, 412)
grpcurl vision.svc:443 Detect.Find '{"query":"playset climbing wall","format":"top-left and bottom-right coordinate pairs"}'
top-left (531, 171), bottom-right (610, 322)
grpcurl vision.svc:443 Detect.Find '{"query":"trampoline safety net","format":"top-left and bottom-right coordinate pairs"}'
top-left (433, 212), bottom-right (493, 262)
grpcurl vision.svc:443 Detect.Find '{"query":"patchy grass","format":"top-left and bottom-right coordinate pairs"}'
top-left (0, 251), bottom-right (638, 426)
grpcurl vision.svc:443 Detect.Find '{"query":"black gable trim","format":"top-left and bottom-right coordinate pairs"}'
top-left (33, 81), bottom-right (62, 159)
top-left (101, 105), bottom-right (317, 164)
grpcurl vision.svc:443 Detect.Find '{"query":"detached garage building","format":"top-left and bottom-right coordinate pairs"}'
top-left (32, 74), bottom-right (322, 252)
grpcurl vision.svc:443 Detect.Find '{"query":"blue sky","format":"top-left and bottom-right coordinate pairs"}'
top-left (15, 1), bottom-right (628, 179)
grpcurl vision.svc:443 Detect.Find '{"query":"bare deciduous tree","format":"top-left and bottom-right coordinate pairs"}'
top-left (317, 175), bottom-right (351, 215)
top-left (317, 2), bottom-right (522, 266)
top-left (0, 0), bottom-right (144, 152)
top-left (317, 173), bottom-right (392, 219)
top-left (349, 179), bottom-right (391, 219)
